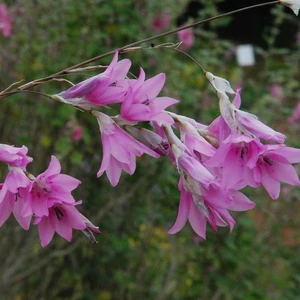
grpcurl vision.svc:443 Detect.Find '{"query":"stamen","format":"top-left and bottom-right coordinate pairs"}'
top-left (54, 207), bottom-right (64, 220)
top-left (263, 156), bottom-right (275, 165)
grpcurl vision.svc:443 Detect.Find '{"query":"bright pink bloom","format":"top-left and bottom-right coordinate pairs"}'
top-left (56, 52), bottom-right (131, 107)
top-left (23, 156), bottom-right (81, 218)
top-left (168, 177), bottom-right (255, 238)
top-left (0, 168), bottom-right (32, 230)
top-left (120, 68), bottom-right (179, 125)
top-left (152, 9), bottom-right (171, 32)
top-left (34, 202), bottom-right (86, 247)
top-left (288, 102), bottom-right (300, 123)
top-left (205, 134), bottom-right (265, 189)
top-left (94, 112), bottom-right (160, 186)
top-left (252, 144), bottom-right (300, 199)
top-left (0, 144), bottom-right (32, 169)
top-left (0, 4), bottom-right (11, 37)
top-left (178, 28), bottom-right (194, 50)
top-left (172, 144), bottom-right (215, 188)
top-left (173, 115), bottom-right (216, 162)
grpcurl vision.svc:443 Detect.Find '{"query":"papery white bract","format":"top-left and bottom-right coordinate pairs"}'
top-left (280, 0), bottom-right (300, 15)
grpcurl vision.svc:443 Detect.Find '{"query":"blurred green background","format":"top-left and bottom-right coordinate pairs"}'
top-left (0, 0), bottom-right (300, 299)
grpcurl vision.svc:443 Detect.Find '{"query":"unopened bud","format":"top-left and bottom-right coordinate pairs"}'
top-left (125, 126), bottom-right (169, 156)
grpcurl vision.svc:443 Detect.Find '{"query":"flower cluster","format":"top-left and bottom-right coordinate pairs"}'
top-left (2, 46), bottom-right (300, 247)
top-left (0, 145), bottom-right (99, 247)
top-left (54, 51), bottom-right (179, 186)
top-left (53, 53), bottom-right (300, 241)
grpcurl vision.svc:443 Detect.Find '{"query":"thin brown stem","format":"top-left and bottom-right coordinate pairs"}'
top-left (0, 0), bottom-right (280, 99)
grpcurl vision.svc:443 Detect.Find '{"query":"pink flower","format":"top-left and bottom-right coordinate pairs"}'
top-left (288, 102), bottom-right (300, 123)
top-left (34, 202), bottom-right (87, 247)
top-left (205, 134), bottom-right (265, 189)
top-left (151, 9), bottom-right (171, 32)
top-left (0, 165), bottom-right (32, 229)
top-left (55, 52), bottom-right (131, 107)
top-left (178, 28), bottom-right (194, 50)
top-left (0, 180), bottom-right (32, 230)
top-left (94, 112), bottom-right (160, 186)
top-left (172, 114), bottom-right (216, 161)
top-left (0, 4), bottom-right (11, 37)
top-left (23, 156), bottom-right (81, 218)
top-left (252, 144), bottom-right (300, 199)
top-left (120, 68), bottom-right (179, 125)
top-left (0, 144), bottom-right (33, 169)
top-left (168, 177), bottom-right (255, 238)
top-left (172, 144), bottom-right (215, 188)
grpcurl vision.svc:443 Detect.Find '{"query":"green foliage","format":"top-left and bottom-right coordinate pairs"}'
top-left (1, 0), bottom-right (300, 299)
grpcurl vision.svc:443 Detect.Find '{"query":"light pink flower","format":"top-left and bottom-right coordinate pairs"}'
top-left (94, 112), bottom-right (160, 186)
top-left (23, 156), bottom-right (81, 218)
top-left (55, 52), bottom-right (131, 107)
top-left (0, 164), bottom-right (32, 230)
top-left (34, 202), bottom-right (86, 247)
top-left (0, 4), bottom-right (11, 37)
top-left (173, 114), bottom-right (216, 162)
top-left (252, 144), bottom-right (300, 199)
top-left (168, 177), bottom-right (255, 238)
top-left (178, 28), bottom-right (194, 50)
top-left (120, 68), bottom-right (179, 125)
top-left (205, 134), bottom-right (265, 189)
top-left (152, 9), bottom-right (171, 32)
top-left (288, 102), bottom-right (300, 123)
top-left (0, 144), bottom-right (32, 169)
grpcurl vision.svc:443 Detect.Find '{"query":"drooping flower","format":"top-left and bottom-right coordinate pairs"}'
top-left (0, 144), bottom-right (33, 169)
top-left (94, 111), bottom-right (160, 186)
top-left (178, 28), bottom-right (194, 50)
top-left (252, 144), bottom-right (300, 199)
top-left (205, 134), bottom-right (265, 189)
top-left (54, 52), bottom-right (131, 107)
top-left (171, 113), bottom-right (216, 162)
top-left (168, 176), bottom-right (255, 238)
top-left (0, 169), bottom-right (32, 230)
top-left (0, 4), bottom-right (11, 37)
top-left (120, 68), bottom-right (179, 125)
top-left (34, 202), bottom-right (87, 248)
top-left (280, 0), bottom-right (300, 16)
top-left (22, 155), bottom-right (81, 218)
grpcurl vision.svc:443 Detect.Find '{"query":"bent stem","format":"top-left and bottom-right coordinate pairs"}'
top-left (0, 0), bottom-right (280, 100)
